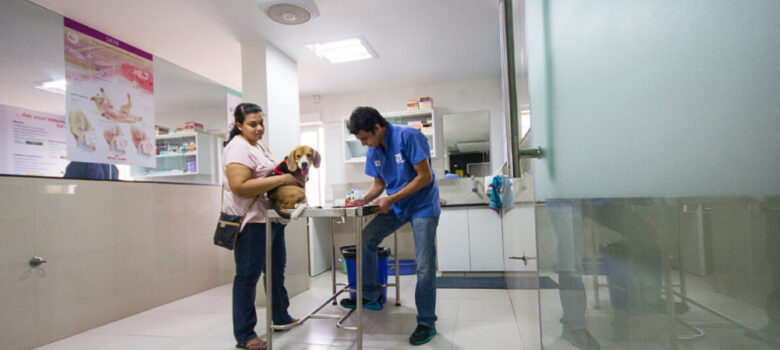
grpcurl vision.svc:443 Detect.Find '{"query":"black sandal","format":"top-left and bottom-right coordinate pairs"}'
top-left (235, 338), bottom-right (266, 350)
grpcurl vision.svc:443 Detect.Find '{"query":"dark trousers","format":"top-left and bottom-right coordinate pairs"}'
top-left (232, 222), bottom-right (292, 344)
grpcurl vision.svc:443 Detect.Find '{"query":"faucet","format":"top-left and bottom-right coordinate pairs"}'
top-left (470, 175), bottom-right (479, 193)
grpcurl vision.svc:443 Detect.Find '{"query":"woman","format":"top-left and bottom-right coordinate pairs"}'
top-left (223, 103), bottom-right (300, 350)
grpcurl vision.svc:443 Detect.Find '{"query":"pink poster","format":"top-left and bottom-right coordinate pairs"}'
top-left (64, 18), bottom-right (155, 167)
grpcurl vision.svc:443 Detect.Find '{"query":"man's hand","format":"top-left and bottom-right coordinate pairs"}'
top-left (345, 197), bottom-right (368, 207)
top-left (372, 196), bottom-right (395, 214)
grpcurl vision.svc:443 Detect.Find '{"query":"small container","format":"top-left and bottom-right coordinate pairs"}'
top-left (407, 99), bottom-right (419, 111)
top-left (419, 96), bottom-right (433, 109)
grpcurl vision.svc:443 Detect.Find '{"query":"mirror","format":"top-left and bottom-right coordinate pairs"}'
top-left (0, 0), bottom-right (229, 185)
top-left (442, 110), bottom-right (491, 178)
top-left (126, 58), bottom-right (228, 185)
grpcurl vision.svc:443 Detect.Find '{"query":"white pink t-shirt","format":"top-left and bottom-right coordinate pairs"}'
top-left (222, 136), bottom-right (278, 228)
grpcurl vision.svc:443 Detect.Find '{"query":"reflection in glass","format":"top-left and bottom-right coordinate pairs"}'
top-left (536, 197), bottom-right (780, 349)
top-left (442, 110), bottom-right (490, 177)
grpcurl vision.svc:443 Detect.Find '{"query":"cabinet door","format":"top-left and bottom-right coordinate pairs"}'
top-left (467, 208), bottom-right (504, 271)
top-left (502, 205), bottom-right (537, 271)
top-left (436, 209), bottom-right (470, 271)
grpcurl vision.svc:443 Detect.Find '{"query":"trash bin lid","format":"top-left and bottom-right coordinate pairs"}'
top-left (340, 245), bottom-right (392, 259)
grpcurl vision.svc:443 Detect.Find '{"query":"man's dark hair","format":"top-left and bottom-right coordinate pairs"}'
top-left (348, 106), bottom-right (388, 135)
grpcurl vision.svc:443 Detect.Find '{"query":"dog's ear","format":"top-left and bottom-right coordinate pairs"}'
top-left (286, 149), bottom-right (298, 172)
top-left (313, 150), bottom-right (321, 168)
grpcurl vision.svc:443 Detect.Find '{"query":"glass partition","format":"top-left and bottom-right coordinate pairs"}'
top-left (0, 0), bottom-right (229, 185)
top-left (536, 196), bottom-right (779, 349)
top-left (509, 0), bottom-right (780, 349)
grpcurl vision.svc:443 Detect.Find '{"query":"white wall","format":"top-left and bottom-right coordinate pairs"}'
top-left (300, 77), bottom-right (506, 187)
top-left (266, 44), bottom-right (301, 155)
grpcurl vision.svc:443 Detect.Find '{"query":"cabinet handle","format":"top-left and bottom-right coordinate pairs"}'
top-left (508, 254), bottom-right (536, 266)
top-left (29, 256), bottom-right (48, 267)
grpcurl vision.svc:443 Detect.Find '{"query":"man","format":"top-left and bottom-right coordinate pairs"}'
top-left (341, 106), bottom-right (440, 345)
top-left (63, 161), bottom-right (119, 180)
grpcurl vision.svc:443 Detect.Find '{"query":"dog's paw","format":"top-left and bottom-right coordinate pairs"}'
top-left (290, 203), bottom-right (308, 220)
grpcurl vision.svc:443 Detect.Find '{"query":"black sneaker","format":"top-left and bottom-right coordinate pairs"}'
top-left (339, 296), bottom-right (383, 311)
top-left (409, 324), bottom-right (436, 345)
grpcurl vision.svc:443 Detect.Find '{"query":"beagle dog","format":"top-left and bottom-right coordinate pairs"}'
top-left (268, 145), bottom-right (321, 219)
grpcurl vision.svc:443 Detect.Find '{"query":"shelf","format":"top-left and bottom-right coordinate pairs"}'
top-left (157, 153), bottom-right (197, 158)
top-left (343, 108), bottom-right (436, 163)
top-left (155, 132), bottom-right (199, 140)
top-left (134, 171), bottom-right (200, 178)
top-left (383, 109), bottom-right (434, 118)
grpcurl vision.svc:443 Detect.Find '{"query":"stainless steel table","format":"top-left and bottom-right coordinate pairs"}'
top-left (264, 205), bottom-right (401, 350)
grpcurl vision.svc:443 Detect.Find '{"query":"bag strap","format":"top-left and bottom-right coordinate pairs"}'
top-left (221, 182), bottom-right (259, 218)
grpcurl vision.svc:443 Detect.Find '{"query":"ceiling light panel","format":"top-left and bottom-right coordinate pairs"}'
top-left (307, 37), bottom-right (378, 64)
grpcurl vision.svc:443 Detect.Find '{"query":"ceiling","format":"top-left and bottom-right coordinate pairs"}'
top-left (29, 0), bottom-right (503, 96)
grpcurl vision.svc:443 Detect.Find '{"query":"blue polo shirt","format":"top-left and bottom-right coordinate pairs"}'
top-left (365, 124), bottom-right (440, 222)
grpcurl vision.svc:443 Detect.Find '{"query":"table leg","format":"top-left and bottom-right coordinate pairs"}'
top-left (659, 202), bottom-right (679, 350)
top-left (331, 218), bottom-right (337, 304)
top-left (266, 218), bottom-right (274, 350)
top-left (356, 216), bottom-right (364, 350)
top-left (394, 231), bottom-right (400, 306)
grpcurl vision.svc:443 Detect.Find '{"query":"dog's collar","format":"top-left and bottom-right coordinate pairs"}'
top-left (274, 159), bottom-right (289, 175)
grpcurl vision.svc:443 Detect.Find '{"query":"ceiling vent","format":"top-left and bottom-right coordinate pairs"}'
top-left (257, 0), bottom-right (320, 25)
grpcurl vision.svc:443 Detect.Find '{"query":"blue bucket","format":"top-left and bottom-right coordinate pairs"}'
top-left (341, 246), bottom-right (391, 303)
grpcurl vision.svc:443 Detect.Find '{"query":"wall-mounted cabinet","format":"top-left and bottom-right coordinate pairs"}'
top-left (437, 206), bottom-right (504, 272)
top-left (130, 132), bottom-right (216, 183)
top-left (343, 109), bottom-right (436, 163)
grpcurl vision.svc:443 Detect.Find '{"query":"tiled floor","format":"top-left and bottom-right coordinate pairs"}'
top-left (37, 272), bottom-right (539, 350)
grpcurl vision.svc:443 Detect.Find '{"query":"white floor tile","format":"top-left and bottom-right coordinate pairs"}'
top-left (85, 309), bottom-right (181, 336)
top-left (131, 311), bottom-right (231, 338)
top-left (460, 288), bottom-right (510, 301)
top-left (457, 298), bottom-right (516, 322)
top-left (452, 320), bottom-right (523, 350)
top-left (35, 333), bottom-right (124, 350)
top-left (35, 271), bottom-right (540, 350)
top-left (93, 335), bottom-right (189, 350)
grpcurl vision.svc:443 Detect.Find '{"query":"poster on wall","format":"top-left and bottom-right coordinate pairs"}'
top-left (64, 17), bottom-right (155, 168)
top-left (227, 88), bottom-right (242, 130)
top-left (0, 104), bottom-right (69, 177)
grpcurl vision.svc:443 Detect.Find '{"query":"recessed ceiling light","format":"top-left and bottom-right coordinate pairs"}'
top-left (35, 79), bottom-right (67, 95)
top-left (306, 37), bottom-right (378, 64)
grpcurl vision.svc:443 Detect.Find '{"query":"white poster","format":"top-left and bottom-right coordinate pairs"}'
top-left (64, 18), bottom-right (155, 167)
top-left (0, 104), bottom-right (69, 176)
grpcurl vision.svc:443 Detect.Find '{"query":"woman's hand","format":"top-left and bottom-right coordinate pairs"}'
top-left (280, 173), bottom-right (305, 187)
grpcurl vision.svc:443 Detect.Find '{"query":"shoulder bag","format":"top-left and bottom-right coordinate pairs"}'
top-left (213, 185), bottom-right (259, 250)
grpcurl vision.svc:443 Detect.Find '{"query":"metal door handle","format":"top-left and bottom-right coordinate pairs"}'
top-left (508, 254), bottom-right (536, 266)
top-left (29, 256), bottom-right (48, 267)
top-left (516, 146), bottom-right (543, 159)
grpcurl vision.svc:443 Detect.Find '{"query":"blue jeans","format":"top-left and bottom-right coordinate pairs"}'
top-left (232, 222), bottom-right (293, 344)
top-left (360, 212), bottom-right (439, 328)
top-left (546, 199), bottom-right (587, 330)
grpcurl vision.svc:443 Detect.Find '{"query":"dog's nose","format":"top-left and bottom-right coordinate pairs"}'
top-left (300, 161), bottom-right (309, 169)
